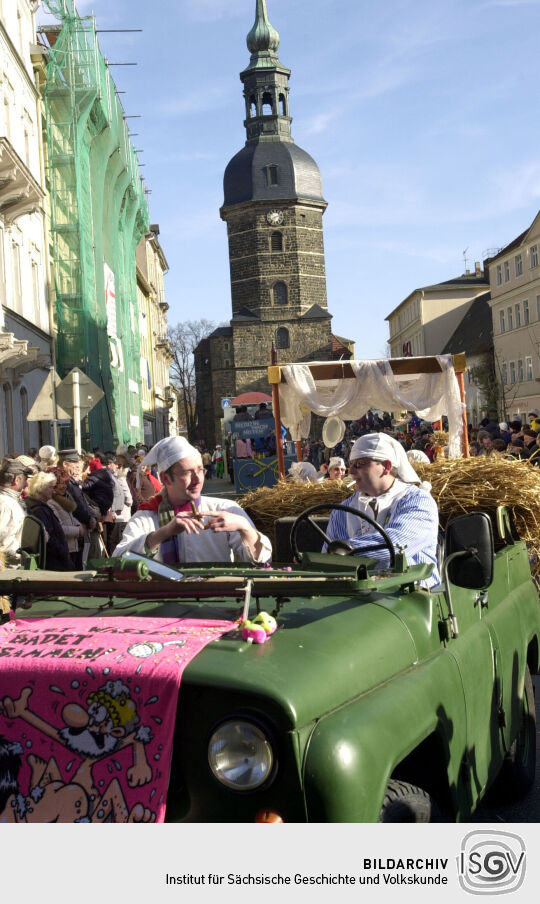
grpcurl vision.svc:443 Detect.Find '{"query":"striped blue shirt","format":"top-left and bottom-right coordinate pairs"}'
top-left (325, 486), bottom-right (441, 588)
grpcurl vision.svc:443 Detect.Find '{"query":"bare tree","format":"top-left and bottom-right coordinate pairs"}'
top-left (168, 319), bottom-right (216, 441)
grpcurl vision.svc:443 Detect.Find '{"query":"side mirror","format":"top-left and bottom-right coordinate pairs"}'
top-left (444, 512), bottom-right (494, 589)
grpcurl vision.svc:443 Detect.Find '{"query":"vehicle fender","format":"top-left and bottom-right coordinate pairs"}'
top-left (302, 650), bottom-right (465, 822)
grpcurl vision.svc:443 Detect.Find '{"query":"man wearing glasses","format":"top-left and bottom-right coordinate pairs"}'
top-left (113, 436), bottom-right (271, 565)
top-left (324, 433), bottom-right (440, 588)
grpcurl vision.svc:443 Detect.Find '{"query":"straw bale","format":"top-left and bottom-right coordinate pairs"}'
top-left (240, 457), bottom-right (540, 582)
top-left (412, 455), bottom-right (540, 582)
top-left (242, 478), bottom-right (352, 544)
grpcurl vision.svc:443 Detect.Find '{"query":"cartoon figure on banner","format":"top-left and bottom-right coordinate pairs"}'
top-left (0, 678), bottom-right (156, 823)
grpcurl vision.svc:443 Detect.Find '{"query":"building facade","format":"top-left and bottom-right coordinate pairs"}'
top-left (195, 0), bottom-right (336, 447)
top-left (40, 1), bottom-right (149, 451)
top-left (486, 213), bottom-right (540, 421)
top-left (136, 225), bottom-right (174, 444)
top-left (386, 264), bottom-right (489, 359)
top-left (0, 0), bottom-right (52, 456)
top-left (441, 291), bottom-right (494, 426)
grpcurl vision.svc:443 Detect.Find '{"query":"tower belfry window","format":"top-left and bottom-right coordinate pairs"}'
top-left (271, 231), bottom-right (283, 252)
top-left (279, 93), bottom-right (287, 115)
top-left (249, 95), bottom-right (257, 117)
top-left (262, 92), bottom-right (274, 115)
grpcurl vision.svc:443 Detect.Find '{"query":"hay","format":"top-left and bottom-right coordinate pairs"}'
top-left (240, 457), bottom-right (540, 582)
top-left (242, 478), bottom-right (353, 543)
top-left (412, 455), bottom-right (540, 582)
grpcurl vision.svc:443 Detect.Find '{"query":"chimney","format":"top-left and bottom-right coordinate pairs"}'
top-left (475, 261), bottom-right (482, 277)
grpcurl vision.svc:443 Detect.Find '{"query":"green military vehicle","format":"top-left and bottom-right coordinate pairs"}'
top-left (0, 502), bottom-right (538, 822)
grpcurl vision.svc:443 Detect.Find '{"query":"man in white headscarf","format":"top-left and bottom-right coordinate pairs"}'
top-left (113, 436), bottom-right (272, 565)
top-left (324, 433), bottom-right (440, 587)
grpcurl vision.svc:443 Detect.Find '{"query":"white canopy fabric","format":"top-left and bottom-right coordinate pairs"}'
top-left (279, 355), bottom-right (464, 458)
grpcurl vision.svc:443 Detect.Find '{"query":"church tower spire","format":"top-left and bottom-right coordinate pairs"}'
top-left (241, 0), bottom-right (292, 142)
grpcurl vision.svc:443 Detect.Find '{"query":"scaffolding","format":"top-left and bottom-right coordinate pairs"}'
top-left (42, 0), bottom-right (149, 447)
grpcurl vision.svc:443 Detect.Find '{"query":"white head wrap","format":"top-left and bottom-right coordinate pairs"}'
top-left (328, 457), bottom-right (346, 470)
top-left (38, 445), bottom-right (56, 460)
top-left (288, 461), bottom-right (318, 482)
top-left (350, 433), bottom-right (420, 484)
top-left (406, 449), bottom-right (430, 464)
top-left (142, 436), bottom-right (200, 474)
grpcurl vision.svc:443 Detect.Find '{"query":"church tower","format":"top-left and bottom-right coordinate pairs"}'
top-left (196, 1), bottom-right (334, 445)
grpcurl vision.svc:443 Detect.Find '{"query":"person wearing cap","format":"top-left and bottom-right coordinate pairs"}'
top-left (327, 457), bottom-right (347, 480)
top-left (323, 433), bottom-right (441, 588)
top-left (112, 437), bottom-right (272, 565)
top-left (59, 449), bottom-right (97, 567)
top-left (0, 458), bottom-right (35, 567)
top-left (212, 445), bottom-right (224, 479)
top-left (38, 445), bottom-right (58, 471)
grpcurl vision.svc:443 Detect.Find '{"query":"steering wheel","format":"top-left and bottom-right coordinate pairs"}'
top-left (290, 502), bottom-right (396, 567)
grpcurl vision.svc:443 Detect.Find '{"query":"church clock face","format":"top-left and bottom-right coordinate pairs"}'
top-left (266, 209), bottom-right (284, 226)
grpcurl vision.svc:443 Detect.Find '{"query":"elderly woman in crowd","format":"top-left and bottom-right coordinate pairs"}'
top-left (46, 466), bottom-right (85, 567)
top-left (25, 471), bottom-right (73, 570)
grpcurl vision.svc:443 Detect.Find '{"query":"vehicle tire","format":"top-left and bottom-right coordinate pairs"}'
top-left (379, 780), bottom-right (441, 822)
top-left (492, 666), bottom-right (536, 802)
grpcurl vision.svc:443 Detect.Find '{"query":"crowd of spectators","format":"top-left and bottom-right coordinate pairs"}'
top-left (0, 440), bottom-right (163, 572)
top-left (3, 409), bottom-right (540, 569)
top-left (289, 408), bottom-right (540, 482)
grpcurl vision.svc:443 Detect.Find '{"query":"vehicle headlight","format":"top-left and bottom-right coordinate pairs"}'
top-left (208, 720), bottom-right (274, 790)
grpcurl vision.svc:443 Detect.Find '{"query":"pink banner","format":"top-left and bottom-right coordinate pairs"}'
top-left (0, 615), bottom-right (235, 823)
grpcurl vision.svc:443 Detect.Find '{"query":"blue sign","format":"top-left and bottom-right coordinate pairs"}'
top-left (222, 398), bottom-right (231, 408)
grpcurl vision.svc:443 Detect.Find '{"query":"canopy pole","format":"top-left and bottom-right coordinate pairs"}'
top-left (456, 370), bottom-right (469, 457)
top-left (269, 346), bottom-right (286, 478)
top-left (295, 441), bottom-right (302, 462)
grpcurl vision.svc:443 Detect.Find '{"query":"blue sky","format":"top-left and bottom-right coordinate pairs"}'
top-left (38, 0), bottom-right (540, 357)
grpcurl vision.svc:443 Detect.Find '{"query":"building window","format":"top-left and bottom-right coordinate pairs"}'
top-left (496, 264), bottom-right (502, 285)
top-left (502, 363), bottom-right (508, 386)
top-left (270, 231), bottom-right (283, 252)
top-left (515, 254), bottom-right (523, 276)
top-left (248, 95), bottom-right (257, 117)
top-left (223, 358), bottom-right (231, 368)
top-left (499, 310), bottom-right (505, 333)
top-left (265, 165), bottom-right (279, 186)
top-left (223, 342), bottom-right (229, 351)
top-left (518, 359), bottom-right (524, 382)
top-left (2, 383), bottom-right (14, 452)
top-left (279, 93), bottom-right (287, 115)
top-left (11, 242), bottom-right (22, 314)
top-left (526, 356), bottom-right (533, 381)
top-left (515, 303), bottom-right (521, 328)
top-left (507, 307), bottom-right (513, 330)
top-left (504, 261), bottom-right (510, 282)
top-left (524, 299), bottom-right (530, 324)
top-left (273, 282), bottom-right (288, 305)
top-left (275, 327), bottom-right (289, 349)
top-left (509, 361), bottom-right (516, 384)
top-left (20, 387), bottom-right (29, 451)
top-left (531, 245), bottom-right (538, 268)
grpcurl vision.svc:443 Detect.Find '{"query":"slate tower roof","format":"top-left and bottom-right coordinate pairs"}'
top-left (222, 0), bottom-right (325, 208)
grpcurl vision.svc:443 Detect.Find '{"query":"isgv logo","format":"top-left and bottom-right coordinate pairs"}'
top-left (458, 830), bottom-right (526, 895)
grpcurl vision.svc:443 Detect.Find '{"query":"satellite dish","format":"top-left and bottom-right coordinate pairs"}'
top-left (322, 415), bottom-right (346, 449)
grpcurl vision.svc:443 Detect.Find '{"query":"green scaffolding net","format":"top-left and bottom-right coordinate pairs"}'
top-left (42, 0), bottom-right (149, 449)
